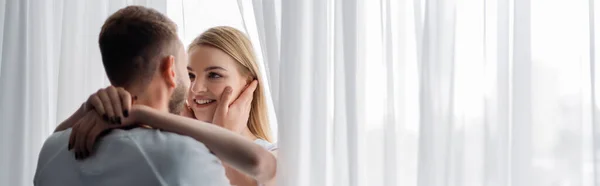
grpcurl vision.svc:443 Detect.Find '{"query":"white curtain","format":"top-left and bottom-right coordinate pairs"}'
top-left (245, 0), bottom-right (600, 185)
top-left (0, 1), bottom-right (167, 185)
top-left (242, 0), bottom-right (281, 113)
top-left (3, 0), bottom-right (600, 185)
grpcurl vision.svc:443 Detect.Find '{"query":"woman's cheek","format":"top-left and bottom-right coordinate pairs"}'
top-left (231, 88), bottom-right (243, 100)
top-left (210, 83), bottom-right (237, 100)
top-left (222, 85), bottom-right (243, 100)
top-left (232, 80), bottom-right (249, 100)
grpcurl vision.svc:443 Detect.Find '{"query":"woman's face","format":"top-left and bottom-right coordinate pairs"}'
top-left (187, 45), bottom-right (249, 123)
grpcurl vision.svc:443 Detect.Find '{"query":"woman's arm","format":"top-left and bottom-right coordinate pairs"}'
top-left (68, 85), bottom-right (276, 181)
top-left (263, 150), bottom-right (277, 186)
top-left (56, 88), bottom-right (123, 132)
top-left (54, 103), bottom-right (86, 132)
top-left (133, 106), bottom-right (277, 182)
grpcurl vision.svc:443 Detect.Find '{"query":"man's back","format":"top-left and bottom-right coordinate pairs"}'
top-left (34, 128), bottom-right (229, 186)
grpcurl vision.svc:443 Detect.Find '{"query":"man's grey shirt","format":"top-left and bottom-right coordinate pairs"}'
top-left (34, 128), bottom-right (229, 186)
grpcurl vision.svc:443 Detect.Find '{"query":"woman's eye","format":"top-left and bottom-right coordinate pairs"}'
top-left (188, 72), bottom-right (196, 80)
top-left (208, 72), bottom-right (222, 79)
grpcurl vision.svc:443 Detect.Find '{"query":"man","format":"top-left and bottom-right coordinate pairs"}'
top-left (33, 6), bottom-right (230, 186)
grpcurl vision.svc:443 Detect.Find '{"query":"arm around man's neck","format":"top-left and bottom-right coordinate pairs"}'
top-left (132, 105), bottom-right (277, 182)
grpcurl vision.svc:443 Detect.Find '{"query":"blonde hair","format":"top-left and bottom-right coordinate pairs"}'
top-left (189, 26), bottom-right (272, 142)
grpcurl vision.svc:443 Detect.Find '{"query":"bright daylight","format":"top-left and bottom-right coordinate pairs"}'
top-left (1, 0), bottom-right (600, 186)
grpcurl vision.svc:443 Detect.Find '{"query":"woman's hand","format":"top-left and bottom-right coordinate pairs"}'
top-left (54, 86), bottom-right (131, 132)
top-left (68, 111), bottom-right (114, 160)
top-left (212, 80), bottom-right (258, 133)
top-left (68, 86), bottom-right (136, 160)
top-left (85, 86), bottom-right (134, 124)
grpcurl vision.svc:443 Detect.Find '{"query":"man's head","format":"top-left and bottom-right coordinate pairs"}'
top-left (99, 6), bottom-right (189, 114)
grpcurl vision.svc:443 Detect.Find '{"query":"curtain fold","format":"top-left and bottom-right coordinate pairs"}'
top-left (277, 0), bottom-right (310, 185)
top-left (336, 0), bottom-right (366, 184)
top-left (482, 0), bottom-right (510, 185)
top-left (592, 0), bottom-right (600, 184)
top-left (510, 0), bottom-right (532, 185)
top-left (380, 0), bottom-right (400, 185)
top-left (416, 0), bottom-right (456, 185)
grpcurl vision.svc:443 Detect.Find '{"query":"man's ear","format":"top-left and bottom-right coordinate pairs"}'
top-left (160, 55), bottom-right (177, 88)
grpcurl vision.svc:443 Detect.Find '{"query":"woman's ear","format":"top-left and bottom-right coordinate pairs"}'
top-left (160, 55), bottom-right (177, 88)
top-left (246, 76), bottom-right (256, 84)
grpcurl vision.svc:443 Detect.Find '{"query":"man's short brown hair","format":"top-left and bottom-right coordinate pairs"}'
top-left (99, 6), bottom-right (179, 87)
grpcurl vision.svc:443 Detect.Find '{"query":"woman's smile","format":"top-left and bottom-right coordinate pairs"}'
top-left (193, 99), bottom-right (215, 105)
top-left (190, 95), bottom-right (217, 109)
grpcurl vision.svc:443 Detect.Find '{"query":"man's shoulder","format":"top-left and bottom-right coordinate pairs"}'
top-left (44, 129), bottom-right (71, 146)
top-left (38, 129), bottom-right (71, 161)
top-left (34, 129), bottom-right (73, 184)
top-left (39, 128), bottom-right (212, 162)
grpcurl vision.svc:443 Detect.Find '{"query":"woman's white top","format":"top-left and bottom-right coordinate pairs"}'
top-left (254, 138), bottom-right (277, 151)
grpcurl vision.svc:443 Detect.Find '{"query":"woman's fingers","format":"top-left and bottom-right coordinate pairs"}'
top-left (107, 87), bottom-right (123, 124)
top-left (233, 80), bottom-right (258, 106)
top-left (69, 118), bottom-right (84, 159)
top-left (117, 87), bottom-right (132, 118)
top-left (75, 113), bottom-right (96, 159)
top-left (97, 89), bottom-right (115, 124)
top-left (69, 114), bottom-right (87, 159)
top-left (68, 120), bottom-right (79, 150)
top-left (68, 111), bottom-right (115, 160)
top-left (83, 117), bottom-right (100, 158)
top-left (85, 116), bottom-right (111, 158)
top-left (88, 86), bottom-right (132, 124)
top-left (87, 91), bottom-right (106, 118)
top-left (245, 97), bottom-right (253, 112)
top-left (213, 86), bottom-right (234, 126)
top-left (216, 86), bottom-right (234, 116)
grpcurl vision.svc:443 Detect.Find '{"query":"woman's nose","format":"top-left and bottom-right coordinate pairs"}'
top-left (190, 80), bottom-right (208, 93)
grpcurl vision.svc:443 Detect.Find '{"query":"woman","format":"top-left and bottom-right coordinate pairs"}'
top-left (184, 26), bottom-right (277, 186)
top-left (60, 26), bottom-right (277, 186)
top-left (186, 26), bottom-right (274, 147)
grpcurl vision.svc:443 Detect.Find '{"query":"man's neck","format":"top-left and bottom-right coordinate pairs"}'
top-left (126, 85), bottom-right (169, 113)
